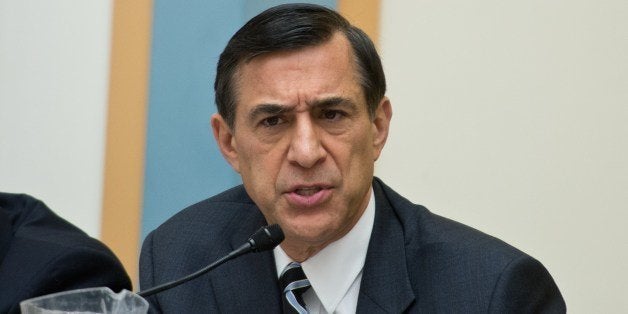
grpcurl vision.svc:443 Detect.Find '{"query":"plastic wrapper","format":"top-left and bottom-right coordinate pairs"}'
top-left (20, 287), bottom-right (148, 314)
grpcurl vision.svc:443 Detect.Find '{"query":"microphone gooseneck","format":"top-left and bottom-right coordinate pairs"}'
top-left (137, 224), bottom-right (284, 298)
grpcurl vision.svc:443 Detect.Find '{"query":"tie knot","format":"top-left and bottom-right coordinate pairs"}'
top-left (279, 262), bottom-right (311, 313)
top-left (279, 262), bottom-right (309, 290)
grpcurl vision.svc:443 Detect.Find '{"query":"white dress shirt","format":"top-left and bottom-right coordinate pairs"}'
top-left (274, 188), bottom-right (375, 314)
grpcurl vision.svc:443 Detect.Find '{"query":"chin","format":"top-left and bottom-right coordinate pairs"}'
top-left (287, 221), bottom-right (337, 244)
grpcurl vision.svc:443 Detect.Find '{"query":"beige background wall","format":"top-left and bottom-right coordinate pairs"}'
top-left (375, 1), bottom-right (628, 312)
top-left (0, 0), bottom-right (112, 237)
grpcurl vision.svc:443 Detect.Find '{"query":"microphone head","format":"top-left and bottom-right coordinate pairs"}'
top-left (248, 224), bottom-right (284, 252)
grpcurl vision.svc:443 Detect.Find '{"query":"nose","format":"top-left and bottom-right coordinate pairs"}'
top-left (286, 116), bottom-right (327, 168)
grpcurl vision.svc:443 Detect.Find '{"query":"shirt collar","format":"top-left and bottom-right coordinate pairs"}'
top-left (274, 187), bottom-right (375, 313)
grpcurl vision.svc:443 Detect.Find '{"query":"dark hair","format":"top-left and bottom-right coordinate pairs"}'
top-left (214, 3), bottom-right (386, 129)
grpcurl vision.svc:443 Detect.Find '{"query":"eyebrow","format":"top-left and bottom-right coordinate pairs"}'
top-left (310, 96), bottom-right (357, 112)
top-left (248, 103), bottom-right (291, 123)
top-left (247, 97), bottom-right (358, 122)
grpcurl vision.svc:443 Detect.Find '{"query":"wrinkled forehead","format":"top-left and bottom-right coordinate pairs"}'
top-left (231, 33), bottom-right (362, 109)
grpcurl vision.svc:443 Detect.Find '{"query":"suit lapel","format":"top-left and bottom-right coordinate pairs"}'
top-left (209, 208), bottom-right (282, 313)
top-left (206, 179), bottom-right (416, 313)
top-left (357, 180), bottom-right (415, 313)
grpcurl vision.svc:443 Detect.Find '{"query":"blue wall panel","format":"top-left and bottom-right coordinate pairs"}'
top-left (142, 0), bottom-right (337, 240)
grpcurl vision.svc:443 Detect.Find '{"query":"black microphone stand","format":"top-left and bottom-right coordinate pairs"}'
top-left (137, 224), bottom-right (284, 298)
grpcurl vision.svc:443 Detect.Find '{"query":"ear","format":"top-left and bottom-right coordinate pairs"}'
top-left (372, 97), bottom-right (392, 161)
top-left (211, 113), bottom-right (241, 173)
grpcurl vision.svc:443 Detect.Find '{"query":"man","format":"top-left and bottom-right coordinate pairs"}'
top-left (0, 192), bottom-right (132, 313)
top-left (140, 4), bottom-right (565, 313)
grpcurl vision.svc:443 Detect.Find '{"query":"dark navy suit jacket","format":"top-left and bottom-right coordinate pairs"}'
top-left (140, 178), bottom-right (565, 313)
top-left (0, 193), bottom-right (132, 313)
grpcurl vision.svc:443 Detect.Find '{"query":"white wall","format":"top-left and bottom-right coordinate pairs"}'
top-left (0, 0), bottom-right (113, 237)
top-left (377, 1), bottom-right (628, 312)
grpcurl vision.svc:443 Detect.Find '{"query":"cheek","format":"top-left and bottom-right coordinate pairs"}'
top-left (238, 142), bottom-right (285, 191)
top-left (323, 132), bottom-right (375, 191)
top-left (236, 136), bottom-right (274, 168)
top-left (345, 129), bottom-right (377, 178)
top-left (344, 126), bottom-right (376, 160)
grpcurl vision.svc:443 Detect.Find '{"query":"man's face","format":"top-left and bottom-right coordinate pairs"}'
top-left (212, 32), bottom-right (391, 258)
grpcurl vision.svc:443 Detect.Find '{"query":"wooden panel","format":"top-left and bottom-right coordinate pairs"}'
top-left (338, 0), bottom-right (381, 46)
top-left (101, 0), bottom-right (152, 289)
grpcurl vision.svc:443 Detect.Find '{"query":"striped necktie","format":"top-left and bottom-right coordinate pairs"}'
top-left (279, 262), bottom-right (311, 314)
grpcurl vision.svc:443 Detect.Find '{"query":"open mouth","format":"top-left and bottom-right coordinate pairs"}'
top-left (294, 186), bottom-right (323, 196)
top-left (285, 184), bottom-right (333, 207)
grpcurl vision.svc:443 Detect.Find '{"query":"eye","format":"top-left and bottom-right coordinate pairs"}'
top-left (261, 116), bottom-right (283, 127)
top-left (322, 110), bottom-right (345, 121)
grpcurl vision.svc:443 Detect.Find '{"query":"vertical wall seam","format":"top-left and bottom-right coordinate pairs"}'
top-left (101, 0), bottom-right (153, 289)
top-left (337, 0), bottom-right (381, 47)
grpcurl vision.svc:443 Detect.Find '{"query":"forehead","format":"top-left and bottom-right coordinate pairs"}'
top-left (233, 33), bottom-right (361, 110)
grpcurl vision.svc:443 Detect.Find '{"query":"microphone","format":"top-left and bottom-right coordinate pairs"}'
top-left (137, 224), bottom-right (284, 297)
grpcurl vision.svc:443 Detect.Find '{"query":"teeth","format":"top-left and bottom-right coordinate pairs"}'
top-left (295, 187), bottom-right (321, 196)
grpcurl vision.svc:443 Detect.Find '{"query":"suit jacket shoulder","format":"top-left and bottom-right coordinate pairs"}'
top-left (140, 185), bottom-right (281, 313)
top-left (357, 178), bottom-right (565, 313)
top-left (140, 180), bottom-right (565, 313)
top-left (0, 192), bottom-right (132, 314)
